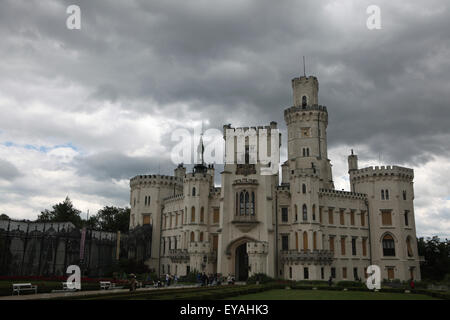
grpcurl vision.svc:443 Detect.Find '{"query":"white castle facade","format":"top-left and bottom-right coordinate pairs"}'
top-left (129, 74), bottom-right (421, 282)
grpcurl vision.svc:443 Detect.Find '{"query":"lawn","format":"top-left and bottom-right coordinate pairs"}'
top-left (226, 289), bottom-right (439, 300)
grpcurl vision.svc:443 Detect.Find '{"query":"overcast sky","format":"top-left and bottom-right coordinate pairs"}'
top-left (0, 0), bottom-right (449, 238)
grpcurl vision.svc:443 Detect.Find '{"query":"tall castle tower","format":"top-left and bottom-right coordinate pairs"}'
top-left (284, 75), bottom-right (333, 190)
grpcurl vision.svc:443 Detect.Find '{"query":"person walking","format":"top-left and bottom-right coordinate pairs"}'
top-left (328, 275), bottom-right (333, 287)
top-left (129, 274), bottom-right (137, 292)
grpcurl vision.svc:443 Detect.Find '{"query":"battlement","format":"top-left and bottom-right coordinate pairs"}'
top-left (319, 188), bottom-right (367, 200)
top-left (209, 187), bottom-right (221, 197)
top-left (246, 241), bottom-right (269, 255)
top-left (290, 168), bottom-right (320, 179)
top-left (351, 165), bottom-right (414, 181)
top-left (223, 122), bottom-right (278, 138)
top-left (185, 171), bottom-right (212, 182)
top-left (130, 174), bottom-right (182, 188)
top-left (0, 220), bottom-right (76, 233)
top-left (232, 178), bottom-right (259, 186)
top-left (292, 75), bottom-right (318, 84)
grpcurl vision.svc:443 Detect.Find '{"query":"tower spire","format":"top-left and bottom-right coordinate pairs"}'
top-left (303, 56), bottom-right (306, 77)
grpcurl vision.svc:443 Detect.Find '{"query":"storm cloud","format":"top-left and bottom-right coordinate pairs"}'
top-left (0, 0), bottom-right (449, 237)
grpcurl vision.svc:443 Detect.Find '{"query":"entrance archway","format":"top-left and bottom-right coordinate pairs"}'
top-left (235, 243), bottom-right (249, 281)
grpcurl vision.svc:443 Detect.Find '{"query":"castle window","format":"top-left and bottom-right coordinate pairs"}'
top-left (281, 207), bottom-right (288, 223)
top-left (191, 207), bottom-right (196, 223)
top-left (144, 196), bottom-right (147, 206)
top-left (382, 234), bottom-right (395, 256)
top-left (312, 204), bottom-right (316, 221)
top-left (302, 204), bottom-right (307, 221)
top-left (342, 267), bottom-right (347, 279)
top-left (213, 207), bottom-right (220, 224)
top-left (192, 187), bottom-right (196, 196)
top-left (304, 267), bottom-right (309, 279)
top-left (289, 267), bottom-right (292, 279)
top-left (302, 95), bottom-right (307, 107)
top-left (282, 235), bottom-right (289, 251)
top-left (240, 192), bottom-right (245, 215)
top-left (190, 232), bottom-right (195, 242)
top-left (251, 192), bottom-right (255, 215)
top-left (404, 210), bottom-right (409, 226)
top-left (294, 205), bottom-right (298, 222)
top-left (303, 231), bottom-right (308, 250)
top-left (302, 184), bottom-right (306, 194)
top-left (245, 191), bottom-right (250, 215)
top-left (319, 207), bottom-right (323, 223)
top-left (329, 236), bottom-right (335, 252)
top-left (328, 208), bottom-right (334, 224)
top-left (381, 190), bottom-right (385, 200)
top-left (313, 232), bottom-right (317, 250)
top-left (385, 189), bottom-right (389, 200)
top-left (200, 232), bottom-right (204, 242)
top-left (362, 238), bottom-right (367, 256)
top-left (353, 268), bottom-right (358, 281)
top-left (381, 210), bottom-right (392, 226)
top-left (350, 211), bottom-right (355, 226)
top-left (339, 209), bottom-right (345, 225)
top-left (341, 237), bottom-right (346, 255)
top-left (387, 267), bottom-right (395, 280)
top-left (200, 207), bottom-right (205, 223)
top-left (361, 211), bottom-right (366, 226)
top-left (352, 238), bottom-right (357, 256)
top-left (295, 232), bottom-right (299, 250)
top-left (403, 190), bottom-right (407, 200)
top-left (331, 267), bottom-right (336, 278)
top-left (321, 267), bottom-right (324, 279)
top-left (307, 148), bottom-right (310, 157)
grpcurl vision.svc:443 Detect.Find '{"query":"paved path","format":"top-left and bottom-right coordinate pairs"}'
top-left (0, 284), bottom-right (199, 300)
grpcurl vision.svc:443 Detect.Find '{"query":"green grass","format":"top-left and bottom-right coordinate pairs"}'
top-left (225, 289), bottom-right (439, 300)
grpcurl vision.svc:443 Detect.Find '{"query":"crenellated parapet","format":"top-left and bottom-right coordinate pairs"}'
top-left (350, 165), bottom-right (414, 183)
top-left (130, 174), bottom-right (182, 188)
top-left (163, 193), bottom-right (185, 203)
top-left (289, 168), bottom-right (320, 179)
top-left (222, 122), bottom-right (278, 138)
top-left (232, 178), bottom-right (259, 186)
top-left (319, 188), bottom-right (367, 200)
top-left (184, 172), bottom-right (211, 183)
top-left (284, 105), bottom-right (328, 126)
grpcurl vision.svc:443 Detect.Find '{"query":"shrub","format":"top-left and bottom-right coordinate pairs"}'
top-left (247, 273), bottom-right (274, 284)
top-left (337, 281), bottom-right (365, 288)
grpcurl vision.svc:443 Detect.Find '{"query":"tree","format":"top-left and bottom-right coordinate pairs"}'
top-left (37, 196), bottom-right (83, 229)
top-left (418, 236), bottom-right (450, 281)
top-left (0, 214), bottom-right (9, 220)
top-left (93, 206), bottom-right (130, 233)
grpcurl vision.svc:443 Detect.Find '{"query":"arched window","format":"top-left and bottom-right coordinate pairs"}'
top-left (406, 237), bottom-right (413, 257)
top-left (381, 190), bottom-right (385, 200)
top-left (313, 232), bottom-right (317, 250)
top-left (295, 232), bottom-right (299, 250)
top-left (385, 189), bottom-right (389, 200)
top-left (235, 192), bottom-right (239, 215)
top-left (190, 232), bottom-right (195, 242)
top-left (200, 207), bottom-right (204, 223)
top-left (245, 191), bottom-right (250, 215)
top-left (303, 231), bottom-right (308, 250)
top-left (192, 187), bottom-right (196, 196)
top-left (240, 192), bottom-right (245, 215)
top-left (302, 95), bottom-right (307, 107)
top-left (312, 204), bottom-right (316, 221)
top-left (302, 184), bottom-right (306, 194)
top-left (200, 232), bottom-right (204, 242)
top-left (302, 204), bottom-right (307, 221)
top-left (382, 234), bottom-right (395, 256)
top-left (184, 207), bottom-right (187, 223)
top-left (294, 204), bottom-right (298, 221)
top-left (251, 192), bottom-right (255, 215)
top-left (191, 206), bottom-right (195, 223)
top-left (403, 190), bottom-right (407, 200)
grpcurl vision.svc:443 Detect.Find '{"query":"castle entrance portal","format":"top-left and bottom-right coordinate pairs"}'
top-left (235, 243), bottom-right (249, 281)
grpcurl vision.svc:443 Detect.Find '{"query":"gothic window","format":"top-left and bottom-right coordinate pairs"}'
top-left (240, 192), bottom-right (245, 215)
top-left (403, 190), bottom-right (407, 200)
top-left (191, 206), bottom-right (195, 223)
top-left (341, 237), bottom-right (346, 255)
top-left (362, 238), bottom-right (367, 256)
top-left (404, 210), bottom-right (409, 226)
top-left (303, 231), bottom-right (308, 250)
top-left (352, 238), bottom-right (357, 256)
top-left (192, 187), bottom-right (196, 196)
top-left (245, 191), bottom-right (250, 215)
top-left (381, 190), bottom-right (385, 200)
top-left (282, 235), bottom-right (289, 251)
top-left (190, 232), bottom-right (195, 242)
top-left (385, 189), bottom-right (389, 200)
top-left (251, 192), bottom-right (255, 215)
top-left (144, 196), bottom-right (147, 206)
top-left (302, 184), bottom-right (306, 194)
top-left (382, 234), bottom-right (395, 256)
top-left (306, 148), bottom-right (310, 157)
top-left (312, 204), bottom-right (316, 221)
top-left (294, 205), bottom-right (298, 222)
top-left (235, 193), bottom-right (239, 215)
top-left (313, 232), bottom-right (317, 250)
top-left (281, 207), bottom-right (288, 223)
top-left (302, 95), bottom-right (307, 107)
top-left (200, 232), bottom-right (204, 242)
top-left (381, 210), bottom-right (392, 226)
top-left (302, 204), bottom-right (307, 221)
top-left (304, 267), bottom-right (309, 279)
top-left (200, 207), bottom-right (205, 223)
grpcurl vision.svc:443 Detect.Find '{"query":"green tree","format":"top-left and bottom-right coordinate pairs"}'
top-left (0, 213), bottom-right (9, 220)
top-left (418, 236), bottom-right (450, 281)
top-left (37, 196), bottom-right (83, 228)
top-left (93, 206), bottom-right (130, 233)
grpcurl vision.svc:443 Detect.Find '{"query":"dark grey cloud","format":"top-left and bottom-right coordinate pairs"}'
top-left (1, 0), bottom-right (450, 235)
top-left (0, 159), bottom-right (22, 181)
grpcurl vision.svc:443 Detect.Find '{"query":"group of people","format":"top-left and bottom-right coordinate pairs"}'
top-left (197, 272), bottom-right (225, 286)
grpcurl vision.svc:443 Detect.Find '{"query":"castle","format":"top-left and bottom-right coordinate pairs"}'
top-left (129, 73), bottom-right (421, 282)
